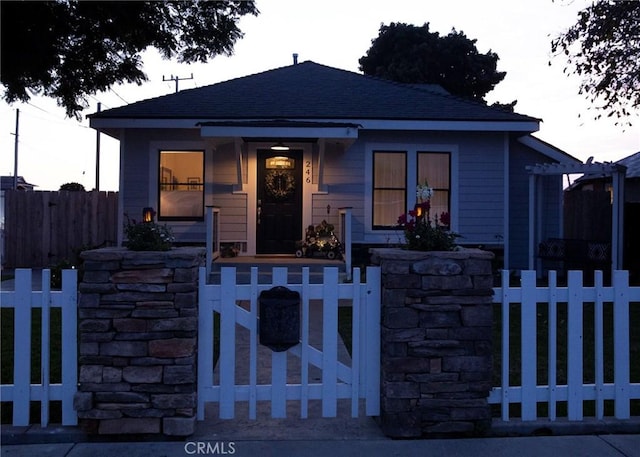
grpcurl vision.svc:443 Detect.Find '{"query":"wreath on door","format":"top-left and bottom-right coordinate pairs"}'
top-left (265, 169), bottom-right (295, 199)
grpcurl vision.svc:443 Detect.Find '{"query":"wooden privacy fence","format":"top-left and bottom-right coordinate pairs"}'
top-left (490, 269), bottom-right (640, 421)
top-left (2, 190), bottom-right (118, 268)
top-left (0, 269), bottom-right (78, 426)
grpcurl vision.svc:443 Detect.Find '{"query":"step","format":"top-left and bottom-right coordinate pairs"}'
top-left (209, 262), bottom-right (347, 284)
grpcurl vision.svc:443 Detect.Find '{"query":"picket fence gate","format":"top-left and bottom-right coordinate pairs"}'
top-left (490, 269), bottom-right (640, 421)
top-left (0, 269), bottom-right (78, 426)
top-left (197, 266), bottom-right (381, 420)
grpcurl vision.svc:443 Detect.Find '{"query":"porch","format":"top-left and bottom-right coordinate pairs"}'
top-left (205, 206), bottom-right (353, 283)
top-left (210, 255), bottom-right (348, 284)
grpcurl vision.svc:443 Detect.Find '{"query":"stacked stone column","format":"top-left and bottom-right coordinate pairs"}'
top-left (370, 248), bottom-right (494, 438)
top-left (74, 247), bottom-right (205, 436)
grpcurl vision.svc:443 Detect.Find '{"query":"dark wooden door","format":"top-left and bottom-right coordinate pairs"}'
top-left (256, 149), bottom-right (303, 254)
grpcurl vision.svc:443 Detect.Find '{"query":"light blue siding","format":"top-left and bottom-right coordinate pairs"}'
top-left (509, 138), bottom-right (563, 270)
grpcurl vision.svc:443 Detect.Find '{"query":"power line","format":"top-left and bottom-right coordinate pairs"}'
top-left (109, 88), bottom-right (129, 104)
top-left (19, 109), bottom-right (91, 129)
top-left (26, 101), bottom-right (52, 114)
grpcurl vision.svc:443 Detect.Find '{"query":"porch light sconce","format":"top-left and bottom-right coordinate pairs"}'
top-left (142, 207), bottom-right (155, 223)
top-left (270, 142), bottom-right (290, 151)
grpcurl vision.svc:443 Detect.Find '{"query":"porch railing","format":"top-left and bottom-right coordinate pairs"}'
top-left (205, 206), bottom-right (221, 276)
top-left (339, 207), bottom-right (352, 281)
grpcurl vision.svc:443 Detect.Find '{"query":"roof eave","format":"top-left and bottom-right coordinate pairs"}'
top-left (518, 135), bottom-right (581, 163)
top-left (91, 117), bottom-right (540, 134)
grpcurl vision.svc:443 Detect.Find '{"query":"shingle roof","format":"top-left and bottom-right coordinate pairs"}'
top-left (617, 151), bottom-right (640, 178)
top-left (91, 61), bottom-right (538, 124)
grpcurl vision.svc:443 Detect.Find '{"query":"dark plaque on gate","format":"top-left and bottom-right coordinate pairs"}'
top-left (258, 286), bottom-right (300, 352)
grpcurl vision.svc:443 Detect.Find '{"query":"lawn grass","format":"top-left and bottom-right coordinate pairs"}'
top-left (492, 301), bottom-right (640, 418)
top-left (1, 307), bottom-right (63, 424)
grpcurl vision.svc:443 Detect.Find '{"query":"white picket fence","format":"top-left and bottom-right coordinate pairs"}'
top-left (197, 266), bottom-right (381, 420)
top-left (490, 269), bottom-right (640, 421)
top-left (0, 269), bottom-right (78, 426)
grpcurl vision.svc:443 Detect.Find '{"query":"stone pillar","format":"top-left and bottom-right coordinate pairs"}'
top-left (74, 247), bottom-right (205, 436)
top-left (370, 248), bottom-right (494, 438)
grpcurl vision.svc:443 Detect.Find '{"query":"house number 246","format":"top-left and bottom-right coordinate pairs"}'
top-left (305, 160), bottom-right (311, 184)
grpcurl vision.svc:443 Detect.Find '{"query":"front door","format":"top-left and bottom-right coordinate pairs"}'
top-left (256, 149), bottom-right (303, 254)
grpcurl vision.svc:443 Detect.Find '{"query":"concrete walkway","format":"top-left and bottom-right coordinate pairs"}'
top-left (199, 299), bottom-right (385, 439)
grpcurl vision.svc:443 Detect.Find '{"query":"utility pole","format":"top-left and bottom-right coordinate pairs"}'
top-left (95, 102), bottom-right (101, 191)
top-left (162, 73), bottom-right (194, 93)
top-left (12, 109), bottom-right (19, 190)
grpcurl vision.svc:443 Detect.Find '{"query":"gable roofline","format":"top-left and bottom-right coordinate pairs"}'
top-left (517, 134), bottom-right (581, 163)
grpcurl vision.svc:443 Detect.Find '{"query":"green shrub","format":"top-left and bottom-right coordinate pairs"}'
top-left (123, 216), bottom-right (174, 251)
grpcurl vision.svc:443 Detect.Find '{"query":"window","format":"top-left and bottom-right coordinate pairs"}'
top-left (158, 150), bottom-right (204, 220)
top-left (373, 151), bottom-right (406, 229)
top-left (418, 152), bottom-right (450, 224)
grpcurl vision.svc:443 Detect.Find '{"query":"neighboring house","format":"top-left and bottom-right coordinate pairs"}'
top-left (569, 151), bottom-right (640, 200)
top-left (1, 176), bottom-right (36, 191)
top-left (89, 61), bottom-right (580, 271)
top-left (565, 151), bottom-right (640, 273)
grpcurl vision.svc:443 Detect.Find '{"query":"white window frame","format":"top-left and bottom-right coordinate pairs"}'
top-left (364, 142), bottom-right (458, 244)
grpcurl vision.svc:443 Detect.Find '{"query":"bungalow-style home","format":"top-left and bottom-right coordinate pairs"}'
top-left (89, 60), bottom-right (580, 271)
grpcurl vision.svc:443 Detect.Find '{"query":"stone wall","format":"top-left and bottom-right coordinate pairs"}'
top-left (74, 247), bottom-right (205, 436)
top-left (370, 248), bottom-right (494, 438)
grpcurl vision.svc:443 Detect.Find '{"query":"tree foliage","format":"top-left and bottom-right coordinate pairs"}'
top-left (0, 1), bottom-right (258, 118)
top-left (59, 182), bottom-right (85, 191)
top-left (552, 1), bottom-right (639, 122)
top-left (359, 22), bottom-right (508, 103)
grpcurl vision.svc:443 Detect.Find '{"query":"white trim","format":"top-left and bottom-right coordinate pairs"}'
top-left (91, 117), bottom-right (539, 134)
top-left (503, 133), bottom-right (510, 271)
top-left (247, 142), bottom-right (314, 255)
top-left (247, 148), bottom-right (257, 255)
top-left (518, 135), bottom-right (581, 163)
top-left (201, 125), bottom-right (359, 139)
top-left (149, 140), bottom-right (208, 212)
top-left (117, 134), bottom-right (125, 246)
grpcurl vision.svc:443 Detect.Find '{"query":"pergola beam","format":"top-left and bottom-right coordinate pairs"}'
top-left (527, 160), bottom-right (627, 276)
top-left (526, 161), bottom-right (627, 176)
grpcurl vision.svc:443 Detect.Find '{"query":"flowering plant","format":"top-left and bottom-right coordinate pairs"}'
top-left (124, 215), bottom-right (174, 251)
top-left (397, 183), bottom-right (457, 251)
top-left (416, 181), bottom-right (433, 202)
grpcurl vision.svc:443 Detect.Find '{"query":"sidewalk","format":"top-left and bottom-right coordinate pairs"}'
top-left (2, 434), bottom-right (639, 457)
